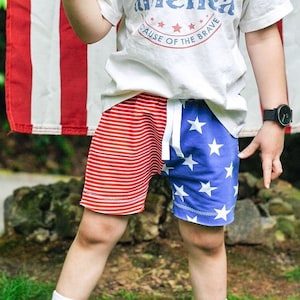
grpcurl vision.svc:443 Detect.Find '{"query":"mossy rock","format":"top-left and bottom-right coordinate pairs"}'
top-left (276, 217), bottom-right (297, 239)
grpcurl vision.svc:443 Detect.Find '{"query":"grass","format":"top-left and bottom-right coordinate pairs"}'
top-left (0, 272), bottom-right (299, 300)
top-left (284, 266), bottom-right (300, 282)
top-left (227, 295), bottom-right (299, 300)
top-left (0, 273), bottom-right (54, 300)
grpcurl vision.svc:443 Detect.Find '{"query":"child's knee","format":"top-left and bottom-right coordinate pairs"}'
top-left (76, 212), bottom-right (129, 247)
top-left (179, 220), bottom-right (224, 253)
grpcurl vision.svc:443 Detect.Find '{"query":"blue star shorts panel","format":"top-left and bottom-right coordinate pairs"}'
top-left (162, 100), bottom-right (240, 226)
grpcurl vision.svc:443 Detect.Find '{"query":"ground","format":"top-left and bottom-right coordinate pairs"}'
top-left (0, 132), bottom-right (300, 299)
top-left (0, 225), bottom-right (299, 299)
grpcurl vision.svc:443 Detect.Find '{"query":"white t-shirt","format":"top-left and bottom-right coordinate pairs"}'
top-left (97, 0), bottom-right (293, 137)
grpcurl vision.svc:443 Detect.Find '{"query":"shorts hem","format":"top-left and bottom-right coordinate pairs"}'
top-left (80, 202), bottom-right (145, 216)
top-left (172, 207), bottom-right (235, 227)
top-left (173, 213), bottom-right (235, 227)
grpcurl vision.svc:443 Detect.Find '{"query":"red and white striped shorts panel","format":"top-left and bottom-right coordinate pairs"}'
top-left (81, 93), bottom-right (168, 215)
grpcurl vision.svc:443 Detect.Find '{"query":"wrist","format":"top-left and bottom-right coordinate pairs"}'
top-left (263, 104), bottom-right (292, 128)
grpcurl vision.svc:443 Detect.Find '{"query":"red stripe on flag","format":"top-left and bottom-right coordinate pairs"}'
top-left (59, 4), bottom-right (88, 135)
top-left (277, 20), bottom-right (283, 43)
top-left (5, 0), bottom-right (32, 133)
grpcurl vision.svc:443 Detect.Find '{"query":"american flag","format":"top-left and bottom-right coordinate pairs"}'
top-left (5, 0), bottom-right (300, 136)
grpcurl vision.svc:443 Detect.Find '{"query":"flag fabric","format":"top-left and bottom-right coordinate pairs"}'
top-left (239, 0), bottom-right (300, 136)
top-left (5, 0), bottom-right (300, 137)
top-left (5, 0), bottom-right (115, 135)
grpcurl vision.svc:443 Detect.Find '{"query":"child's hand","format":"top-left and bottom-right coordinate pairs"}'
top-left (238, 122), bottom-right (285, 189)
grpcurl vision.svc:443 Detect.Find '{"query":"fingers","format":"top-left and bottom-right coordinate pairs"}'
top-left (271, 158), bottom-right (283, 180)
top-left (261, 157), bottom-right (283, 189)
top-left (238, 140), bottom-right (259, 159)
top-left (262, 158), bottom-right (272, 189)
top-left (239, 125), bottom-right (284, 189)
top-left (239, 140), bottom-right (283, 189)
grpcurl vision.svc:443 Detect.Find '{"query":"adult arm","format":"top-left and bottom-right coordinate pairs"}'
top-left (62, 0), bottom-right (112, 43)
top-left (239, 24), bottom-right (288, 188)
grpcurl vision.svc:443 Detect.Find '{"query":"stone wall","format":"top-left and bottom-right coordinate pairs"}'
top-left (4, 173), bottom-right (300, 248)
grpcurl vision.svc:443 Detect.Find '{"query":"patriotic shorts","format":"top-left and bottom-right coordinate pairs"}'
top-left (81, 93), bottom-right (240, 226)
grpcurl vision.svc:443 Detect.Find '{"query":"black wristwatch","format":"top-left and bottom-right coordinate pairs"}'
top-left (263, 104), bottom-right (292, 127)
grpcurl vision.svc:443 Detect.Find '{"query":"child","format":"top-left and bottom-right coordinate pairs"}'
top-left (52, 0), bottom-right (293, 299)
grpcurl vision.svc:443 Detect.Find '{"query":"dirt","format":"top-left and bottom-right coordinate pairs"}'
top-left (0, 132), bottom-right (300, 299)
top-left (0, 226), bottom-right (299, 299)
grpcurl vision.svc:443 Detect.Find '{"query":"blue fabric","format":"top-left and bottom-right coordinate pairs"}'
top-left (162, 100), bottom-right (239, 226)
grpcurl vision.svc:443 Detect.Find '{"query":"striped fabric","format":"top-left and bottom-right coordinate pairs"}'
top-left (81, 94), bottom-right (167, 214)
top-left (5, 0), bottom-right (115, 135)
top-left (5, 0), bottom-right (300, 137)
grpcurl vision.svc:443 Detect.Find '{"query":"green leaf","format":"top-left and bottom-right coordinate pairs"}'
top-left (0, 72), bottom-right (4, 87)
top-left (0, 0), bottom-right (6, 10)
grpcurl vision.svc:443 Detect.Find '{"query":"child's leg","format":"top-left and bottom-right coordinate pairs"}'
top-left (53, 94), bottom-right (168, 300)
top-left (55, 209), bottom-right (128, 300)
top-left (162, 100), bottom-right (238, 299)
top-left (178, 220), bottom-right (226, 300)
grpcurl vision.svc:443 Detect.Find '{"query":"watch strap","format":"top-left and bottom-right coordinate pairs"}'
top-left (263, 109), bottom-right (277, 121)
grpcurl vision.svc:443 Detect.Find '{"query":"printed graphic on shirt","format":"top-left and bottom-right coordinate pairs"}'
top-left (135, 0), bottom-right (235, 49)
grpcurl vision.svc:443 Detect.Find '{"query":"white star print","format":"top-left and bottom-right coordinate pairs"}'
top-left (162, 163), bottom-right (174, 175)
top-left (174, 184), bottom-right (189, 201)
top-left (182, 154), bottom-right (198, 171)
top-left (199, 181), bottom-right (217, 197)
top-left (233, 185), bottom-right (238, 197)
top-left (214, 205), bottom-right (231, 221)
top-left (208, 138), bottom-right (224, 156)
top-left (186, 215), bottom-right (198, 224)
top-left (188, 117), bottom-right (206, 134)
top-left (225, 162), bottom-right (233, 178)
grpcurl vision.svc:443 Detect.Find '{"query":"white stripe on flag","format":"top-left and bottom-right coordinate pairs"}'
top-left (86, 31), bottom-right (116, 135)
top-left (239, 32), bottom-right (262, 137)
top-left (7, 0), bottom-right (298, 136)
top-left (30, 0), bottom-right (62, 134)
top-left (240, 0), bottom-right (299, 136)
top-left (284, 0), bottom-right (300, 133)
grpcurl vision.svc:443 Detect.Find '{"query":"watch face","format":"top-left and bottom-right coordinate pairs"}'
top-left (277, 105), bottom-right (292, 126)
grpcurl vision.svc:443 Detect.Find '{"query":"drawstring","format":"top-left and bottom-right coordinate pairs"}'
top-left (162, 99), bottom-right (184, 160)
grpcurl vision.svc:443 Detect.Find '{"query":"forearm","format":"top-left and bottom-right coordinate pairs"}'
top-left (62, 0), bottom-right (112, 43)
top-left (245, 24), bottom-right (288, 110)
top-left (241, 24), bottom-right (288, 188)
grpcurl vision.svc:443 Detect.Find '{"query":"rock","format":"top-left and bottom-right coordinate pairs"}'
top-left (4, 178), bottom-right (84, 239)
top-left (5, 185), bottom-right (52, 235)
top-left (28, 228), bottom-right (51, 243)
top-left (3, 173), bottom-right (300, 246)
top-left (52, 196), bottom-right (83, 238)
top-left (258, 180), bottom-right (300, 219)
top-left (295, 220), bottom-right (300, 238)
top-left (226, 199), bottom-right (263, 245)
top-left (257, 187), bottom-right (275, 201)
top-left (280, 189), bottom-right (300, 219)
top-left (276, 217), bottom-right (297, 239)
top-left (257, 203), bottom-right (270, 217)
top-left (286, 199), bottom-right (300, 219)
top-left (120, 193), bottom-right (168, 242)
top-left (268, 198), bottom-right (293, 216)
top-left (275, 230), bottom-right (286, 243)
top-left (238, 172), bottom-right (259, 199)
top-left (260, 217), bottom-right (277, 248)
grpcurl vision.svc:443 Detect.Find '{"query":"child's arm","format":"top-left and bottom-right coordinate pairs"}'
top-left (239, 24), bottom-right (288, 188)
top-left (62, 0), bottom-right (112, 43)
